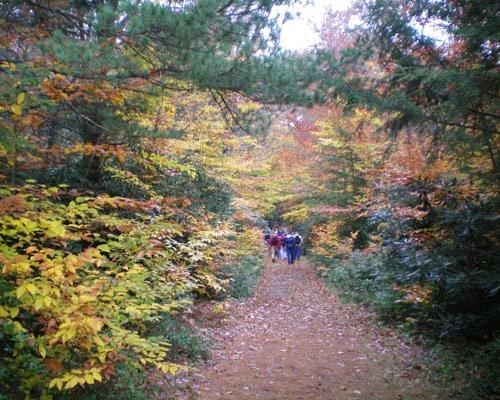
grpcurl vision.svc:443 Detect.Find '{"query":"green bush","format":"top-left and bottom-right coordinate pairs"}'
top-left (148, 314), bottom-right (210, 363)
top-left (469, 337), bottom-right (500, 399)
top-left (221, 255), bottom-right (264, 299)
top-left (324, 250), bottom-right (409, 321)
top-left (321, 249), bottom-right (500, 399)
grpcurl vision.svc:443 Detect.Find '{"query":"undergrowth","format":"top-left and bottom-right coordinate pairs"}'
top-left (65, 253), bottom-right (265, 400)
top-left (221, 255), bottom-right (264, 299)
top-left (54, 314), bottom-right (210, 400)
top-left (148, 314), bottom-right (210, 363)
top-left (58, 363), bottom-right (156, 400)
top-left (317, 250), bottom-right (500, 400)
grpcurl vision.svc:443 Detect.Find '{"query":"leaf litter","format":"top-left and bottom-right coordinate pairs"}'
top-left (163, 257), bottom-right (449, 399)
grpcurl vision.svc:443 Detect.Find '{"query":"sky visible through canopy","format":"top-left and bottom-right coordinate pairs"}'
top-left (279, 0), bottom-right (352, 50)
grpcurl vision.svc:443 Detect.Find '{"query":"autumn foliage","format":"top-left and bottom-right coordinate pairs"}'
top-left (0, 1), bottom-right (273, 398)
top-left (1, 0), bottom-right (499, 398)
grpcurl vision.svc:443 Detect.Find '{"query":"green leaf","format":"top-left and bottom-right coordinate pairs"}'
top-left (16, 284), bottom-right (27, 299)
top-left (75, 196), bottom-right (92, 204)
top-left (38, 341), bottom-right (47, 358)
top-left (97, 244), bottom-right (111, 253)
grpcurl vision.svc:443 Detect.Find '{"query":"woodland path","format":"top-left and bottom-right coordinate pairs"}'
top-left (190, 257), bottom-right (446, 400)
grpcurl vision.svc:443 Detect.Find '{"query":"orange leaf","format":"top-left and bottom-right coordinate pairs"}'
top-left (44, 358), bottom-right (63, 373)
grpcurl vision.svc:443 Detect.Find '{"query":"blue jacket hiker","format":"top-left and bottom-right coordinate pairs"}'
top-left (283, 234), bottom-right (296, 264)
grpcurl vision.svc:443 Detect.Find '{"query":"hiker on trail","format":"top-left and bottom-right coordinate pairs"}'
top-left (278, 230), bottom-right (287, 260)
top-left (294, 232), bottom-right (303, 262)
top-left (263, 232), bottom-right (271, 245)
top-left (269, 232), bottom-right (281, 262)
top-left (263, 231), bottom-right (271, 256)
top-left (283, 232), bottom-right (297, 265)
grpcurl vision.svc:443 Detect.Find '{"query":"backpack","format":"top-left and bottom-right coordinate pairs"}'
top-left (295, 235), bottom-right (302, 245)
top-left (285, 236), bottom-right (295, 248)
top-left (270, 235), bottom-right (279, 246)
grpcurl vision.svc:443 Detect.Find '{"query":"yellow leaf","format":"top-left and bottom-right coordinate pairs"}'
top-left (0, 306), bottom-right (9, 318)
top-left (17, 92), bottom-right (25, 104)
top-left (92, 370), bottom-right (102, 382)
top-left (34, 297), bottom-right (44, 310)
top-left (169, 364), bottom-right (180, 374)
top-left (0, 61), bottom-right (16, 71)
top-left (16, 285), bottom-right (27, 299)
top-left (27, 283), bottom-right (38, 295)
top-left (12, 321), bottom-right (26, 333)
top-left (11, 104), bottom-right (22, 116)
top-left (9, 307), bottom-right (19, 317)
top-left (84, 374), bottom-right (95, 385)
top-left (67, 326), bottom-right (77, 340)
top-left (97, 352), bottom-right (106, 363)
top-left (93, 336), bottom-right (105, 347)
top-left (49, 379), bottom-right (59, 389)
top-left (65, 377), bottom-right (80, 389)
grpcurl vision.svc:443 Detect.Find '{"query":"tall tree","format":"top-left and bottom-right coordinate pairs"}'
top-left (0, 0), bottom-right (332, 188)
top-left (355, 0), bottom-right (499, 176)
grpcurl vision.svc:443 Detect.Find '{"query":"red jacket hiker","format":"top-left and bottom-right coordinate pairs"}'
top-left (270, 234), bottom-right (281, 247)
top-left (269, 234), bottom-right (281, 262)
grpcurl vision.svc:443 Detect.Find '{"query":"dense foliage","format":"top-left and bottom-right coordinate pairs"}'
top-left (257, 1), bottom-right (499, 397)
top-left (1, 0), bottom-right (498, 398)
top-left (0, 0), bottom-right (316, 398)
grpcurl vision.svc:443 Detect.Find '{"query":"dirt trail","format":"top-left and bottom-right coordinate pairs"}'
top-left (196, 257), bottom-right (445, 400)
